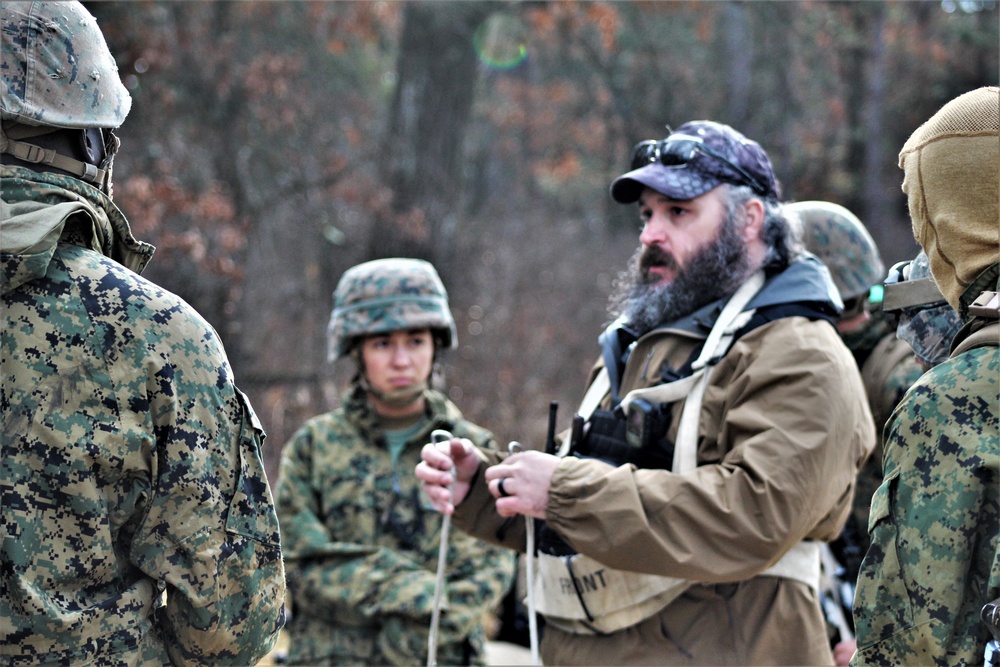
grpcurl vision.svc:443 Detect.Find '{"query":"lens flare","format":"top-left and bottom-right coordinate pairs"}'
top-left (473, 13), bottom-right (527, 70)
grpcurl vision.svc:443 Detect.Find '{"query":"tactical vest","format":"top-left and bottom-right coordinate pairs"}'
top-left (533, 272), bottom-right (833, 635)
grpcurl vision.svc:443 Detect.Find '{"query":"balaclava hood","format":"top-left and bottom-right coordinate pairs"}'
top-left (898, 86), bottom-right (999, 311)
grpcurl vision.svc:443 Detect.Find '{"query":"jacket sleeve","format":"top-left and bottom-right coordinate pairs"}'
top-left (128, 314), bottom-right (285, 666)
top-left (546, 319), bottom-right (875, 582)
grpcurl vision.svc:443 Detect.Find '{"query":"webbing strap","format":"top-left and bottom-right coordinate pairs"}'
top-left (577, 368), bottom-right (610, 424)
top-left (2, 136), bottom-right (107, 186)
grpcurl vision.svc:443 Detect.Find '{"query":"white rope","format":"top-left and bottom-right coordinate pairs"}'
top-left (509, 441), bottom-right (541, 665)
top-left (428, 429), bottom-right (455, 667)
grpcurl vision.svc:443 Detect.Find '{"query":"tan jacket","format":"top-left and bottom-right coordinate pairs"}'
top-left (455, 261), bottom-right (875, 665)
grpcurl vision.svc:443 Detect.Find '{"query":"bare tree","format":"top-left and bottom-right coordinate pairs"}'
top-left (370, 1), bottom-right (499, 278)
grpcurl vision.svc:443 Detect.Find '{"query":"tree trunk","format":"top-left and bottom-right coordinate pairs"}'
top-left (370, 1), bottom-right (498, 280)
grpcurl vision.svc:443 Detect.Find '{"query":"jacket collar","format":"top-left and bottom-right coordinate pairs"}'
top-left (1, 166), bottom-right (154, 295)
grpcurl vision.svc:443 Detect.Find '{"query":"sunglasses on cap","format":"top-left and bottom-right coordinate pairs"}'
top-left (630, 134), bottom-right (769, 197)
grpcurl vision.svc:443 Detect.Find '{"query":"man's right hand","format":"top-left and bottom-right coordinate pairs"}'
top-left (415, 437), bottom-right (482, 514)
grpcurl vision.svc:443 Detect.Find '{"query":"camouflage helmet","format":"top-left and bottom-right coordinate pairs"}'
top-left (0, 1), bottom-right (131, 129)
top-left (790, 200), bottom-right (885, 302)
top-left (327, 258), bottom-right (458, 362)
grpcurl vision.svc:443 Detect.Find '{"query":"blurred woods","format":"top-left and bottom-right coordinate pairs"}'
top-left (89, 0), bottom-right (998, 480)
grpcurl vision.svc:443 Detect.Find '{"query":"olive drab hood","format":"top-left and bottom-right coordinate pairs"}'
top-left (0, 166), bottom-right (153, 295)
top-left (899, 86), bottom-right (999, 314)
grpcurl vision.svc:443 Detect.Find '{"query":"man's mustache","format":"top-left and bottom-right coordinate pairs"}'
top-left (639, 245), bottom-right (678, 281)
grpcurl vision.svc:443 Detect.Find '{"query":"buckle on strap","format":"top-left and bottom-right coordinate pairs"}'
top-left (9, 139), bottom-right (56, 165)
top-left (970, 291), bottom-right (1000, 319)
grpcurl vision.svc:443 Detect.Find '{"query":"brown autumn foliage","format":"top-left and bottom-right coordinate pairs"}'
top-left (89, 0), bottom-right (999, 479)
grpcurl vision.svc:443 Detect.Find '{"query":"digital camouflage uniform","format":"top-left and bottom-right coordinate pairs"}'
top-left (1, 3), bottom-right (285, 664)
top-left (839, 313), bottom-right (922, 545)
top-left (891, 250), bottom-right (964, 370)
top-left (853, 86), bottom-right (1000, 666)
top-left (276, 386), bottom-right (515, 666)
top-left (0, 166), bottom-right (286, 665)
top-left (277, 257), bottom-right (515, 665)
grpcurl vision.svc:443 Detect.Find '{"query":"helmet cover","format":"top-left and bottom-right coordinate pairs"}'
top-left (327, 258), bottom-right (458, 361)
top-left (790, 200), bottom-right (885, 302)
top-left (1, 1), bottom-right (131, 128)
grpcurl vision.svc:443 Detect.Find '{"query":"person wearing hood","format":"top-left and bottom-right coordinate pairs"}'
top-left (0, 2), bottom-right (285, 664)
top-left (418, 120), bottom-right (875, 665)
top-left (851, 86), bottom-right (999, 666)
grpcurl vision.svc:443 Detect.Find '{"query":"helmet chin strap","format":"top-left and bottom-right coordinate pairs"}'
top-left (0, 123), bottom-right (119, 197)
top-left (358, 374), bottom-right (428, 410)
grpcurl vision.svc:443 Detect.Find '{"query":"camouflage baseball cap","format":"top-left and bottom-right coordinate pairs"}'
top-left (326, 258), bottom-right (458, 362)
top-left (611, 120), bottom-right (781, 203)
top-left (791, 200), bottom-right (885, 302)
top-left (0, 1), bottom-right (131, 128)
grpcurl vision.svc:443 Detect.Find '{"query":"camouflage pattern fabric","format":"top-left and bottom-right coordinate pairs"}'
top-left (0, 1), bottom-right (131, 128)
top-left (843, 314), bottom-right (922, 436)
top-left (326, 258), bottom-right (457, 361)
top-left (1, 167), bottom-right (286, 665)
top-left (896, 251), bottom-right (963, 368)
top-left (838, 314), bottom-right (923, 551)
top-left (852, 269), bottom-right (1000, 666)
top-left (275, 385), bottom-right (515, 666)
top-left (611, 120), bottom-right (781, 203)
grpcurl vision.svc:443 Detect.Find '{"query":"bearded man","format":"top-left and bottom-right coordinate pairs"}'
top-left (417, 120), bottom-right (875, 665)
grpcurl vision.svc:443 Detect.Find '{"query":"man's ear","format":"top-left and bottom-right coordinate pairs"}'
top-left (742, 197), bottom-right (766, 242)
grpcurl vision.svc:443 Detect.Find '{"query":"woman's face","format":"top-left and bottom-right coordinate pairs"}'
top-left (360, 327), bottom-right (434, 415)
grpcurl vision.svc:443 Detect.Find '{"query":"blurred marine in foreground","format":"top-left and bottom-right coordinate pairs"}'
top-left (851, 86), bottom-right (999, 666)
top-left (0, 2), bottom-right (285, 664)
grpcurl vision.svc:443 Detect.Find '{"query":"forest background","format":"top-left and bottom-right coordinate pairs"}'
top-left (90, 0), bottom-right (999, 481)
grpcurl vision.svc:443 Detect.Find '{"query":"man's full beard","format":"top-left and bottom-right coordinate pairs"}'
top-left (609, 211), bottom-right (755, 336)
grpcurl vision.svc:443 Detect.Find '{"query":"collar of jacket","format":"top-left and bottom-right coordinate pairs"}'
top-left (343, 384), bottom-right (460, 449)
top-left (1, 166), bottom-right (154, 295)
top-left (648, 254), bottom-right (842, 340)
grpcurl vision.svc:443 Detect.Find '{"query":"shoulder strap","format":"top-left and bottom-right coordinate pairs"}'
top-left (952, 320), bottom-right (1000, 356)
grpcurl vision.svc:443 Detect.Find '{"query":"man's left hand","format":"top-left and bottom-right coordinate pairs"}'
top-left (483, 450), bottom-right (561, 519)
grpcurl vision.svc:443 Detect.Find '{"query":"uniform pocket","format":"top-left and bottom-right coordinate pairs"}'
top-left (854, 469), bottom-right (914, 648)
top-left (224, 388), bottom-right (280, 546)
